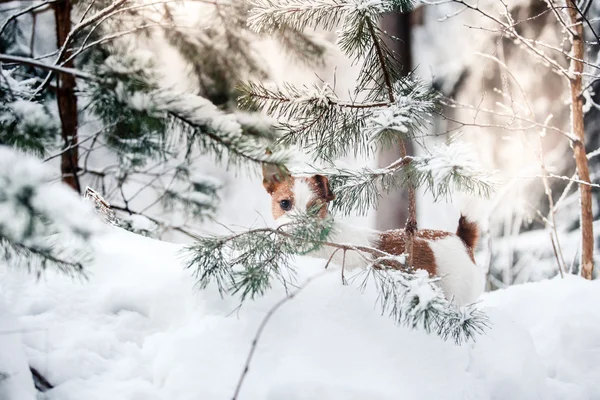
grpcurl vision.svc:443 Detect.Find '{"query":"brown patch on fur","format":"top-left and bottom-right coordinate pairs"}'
top-left (309, 175), bottom-right (335, 202)
top-left (376, 230), bottom-right (454, 276)
top-left (267, 176), bottom-right (295, 220)
top-left (262, 163), bottom-right (291, 194)
top-left (456, 215), bottom-right (478, 262)
top-left (306, 175), bottom-right (335, 218)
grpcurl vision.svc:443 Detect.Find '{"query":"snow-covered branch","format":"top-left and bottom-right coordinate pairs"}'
top-left (0, 146), bottom-right (103, 273)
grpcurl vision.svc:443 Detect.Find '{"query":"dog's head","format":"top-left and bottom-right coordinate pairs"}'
top-left (262, 163), bottom-right (335, 224)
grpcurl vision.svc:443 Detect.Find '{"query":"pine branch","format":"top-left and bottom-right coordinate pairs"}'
top-left (184, 214), bottom-right (334, 299)
top-left (248, 0), bottom-right (414, 34)
top-left (0, 239), bottom-right (86, 276)
top-left (276, 23), bottom-right (330, 66)
top-left (364, 15), bottom-right (394, 101)
top-left (0, 146), bottom-right (101, 275)
top-left (304, 142), bottom-right (494, 216)
top-left (185, 213), bottom-right (489, 344)
top-left (408, 142), bottom-right (496, 200)
top-left (84, 56), bottom-right (290, 169)
top-left (169, 109), bottom-right (288, 167)
top-left (0, 98), bottom-right (59, 156)
top-left (363, 77), bottom-right (438, 146)
top-left (360, 268), bottom-right (490, 345)
top-left (238, 77), bottom-right (435, 160)
top-left (248, 0), bottom-right (352, 33)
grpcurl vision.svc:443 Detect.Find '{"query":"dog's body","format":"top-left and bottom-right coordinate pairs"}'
top-left (262, 167), bottom-right (484, 305)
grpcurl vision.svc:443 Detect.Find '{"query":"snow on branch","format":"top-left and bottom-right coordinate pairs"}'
top-left (0, 68), bottom-right (59, 156)
top-left (363, 78), bottom-right (438, 146)
top-left (248, 0), bottom-right (357, 33)
top-left (239, 76), bottom-right (436, 160)
top-left (359, 268), bottom-right (490, 345)
top-left (305, 142), bottom-right (493, 216)
top-left (86, 55), bottom-right (290, 169)
top-left (248, 0), bottom-right (414, 34)
top-left (167, 93), bottom-right (290, 167)
top-left (184, 213), bottom-right (335, 299)
top-left (310, 162), bottom-right (411, 215)
top-left (0, 146), bottom-right (103, 274)
top-left (409, 142), bottom-right (497, 200)
top-left (249, 0), bottom-right (414, 94)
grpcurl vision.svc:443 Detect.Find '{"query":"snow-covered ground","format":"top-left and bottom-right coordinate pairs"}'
top-left (1, 227), bottom-right (599, 400)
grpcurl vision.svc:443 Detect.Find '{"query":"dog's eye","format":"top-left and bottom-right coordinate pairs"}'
top-left (279, 199), bottom-right (292, 211)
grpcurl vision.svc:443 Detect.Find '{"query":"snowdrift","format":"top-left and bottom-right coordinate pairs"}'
top-left (1, 227), bottom-right (599, 400)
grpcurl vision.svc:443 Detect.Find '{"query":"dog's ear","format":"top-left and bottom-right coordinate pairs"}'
top-left (262, 163), bottom-right (291, 194)
top-left (313, 174), bottom-right (335, 202)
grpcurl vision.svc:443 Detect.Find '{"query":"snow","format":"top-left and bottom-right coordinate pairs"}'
top-left (5, 100), bottom-right (54, 129)
top-left (168, 94), bottom-right (243, 138)
top-left (0, 146), bottom-right (102, 248)
top-left (1, 226), bottom-right (600, 399)
top-left (0, 69), bottom-right (37, 97)
top-left (289, 83), bottom-right (335, 107)
top-left (119, 214), bottom-right (158, 237)
top-left (0, 300), bottom-right (35, 400)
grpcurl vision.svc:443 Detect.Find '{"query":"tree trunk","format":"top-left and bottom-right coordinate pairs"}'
top-left (376, 12), bottom-right (415, 231)
top-left (567, 0), bottom-right (594, 279)
top-left (54, 0), bottom-right (80, 193)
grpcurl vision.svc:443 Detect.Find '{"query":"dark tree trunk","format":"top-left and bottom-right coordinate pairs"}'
top-left (376, 11), bottom-right (414, 231)
top-left (54, 0), bottom-right (80, 192)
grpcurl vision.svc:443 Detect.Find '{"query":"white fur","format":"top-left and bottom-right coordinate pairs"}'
top-left (292, 179), bottom-right (314, 215)
top-left (308, 222), bottom-right (378, 269)
top-left (273, 179), bottom-right (316, 227)
top-left (427, 236), bottom-right (484, 305)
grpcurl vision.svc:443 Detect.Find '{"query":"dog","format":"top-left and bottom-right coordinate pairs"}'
top-left (262, 163), bottom-right (485, 305)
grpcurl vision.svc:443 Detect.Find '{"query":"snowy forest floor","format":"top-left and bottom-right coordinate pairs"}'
top-left (1, 227), bottom-right (599, 400)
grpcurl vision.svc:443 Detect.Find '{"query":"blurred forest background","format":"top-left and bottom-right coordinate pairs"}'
top-left (1, 0), bottom-right (599, 290)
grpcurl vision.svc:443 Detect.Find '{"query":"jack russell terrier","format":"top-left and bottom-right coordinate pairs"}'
top-left (262, 164), bottom-right (484, 305)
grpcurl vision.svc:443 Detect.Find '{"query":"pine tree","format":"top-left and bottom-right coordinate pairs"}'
top-left (0, 0), bottom-right (326, 237)
top-left (184, 0), bottom-right (494, 344)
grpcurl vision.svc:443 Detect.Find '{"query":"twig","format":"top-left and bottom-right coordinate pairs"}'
top-left (43, 128), bottom-right (104, 162)
top-left (0, 0), bottom-right (56, 37)
top-left (0, 53), bottom-right (92, 79)
top-left (323, 247), bottom-right (340, 269)
top-left (549, 232), bottom-right (565, 278)
top-left (536, 125), bottom-right (566, 277)
top-left (110, 204), bottom-right (203, 241)
top-left (341, 249), bottom-right (347, 285)
top-left (231, 270), bottom-right (329, 400)
top-left (34, 0), bottom-right (129, 94)
top-left (422, 0), bottom-right (571, 80)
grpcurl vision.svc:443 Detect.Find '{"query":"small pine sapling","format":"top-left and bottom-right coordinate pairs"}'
top-left (184, 0), bottom-right (495, 344)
